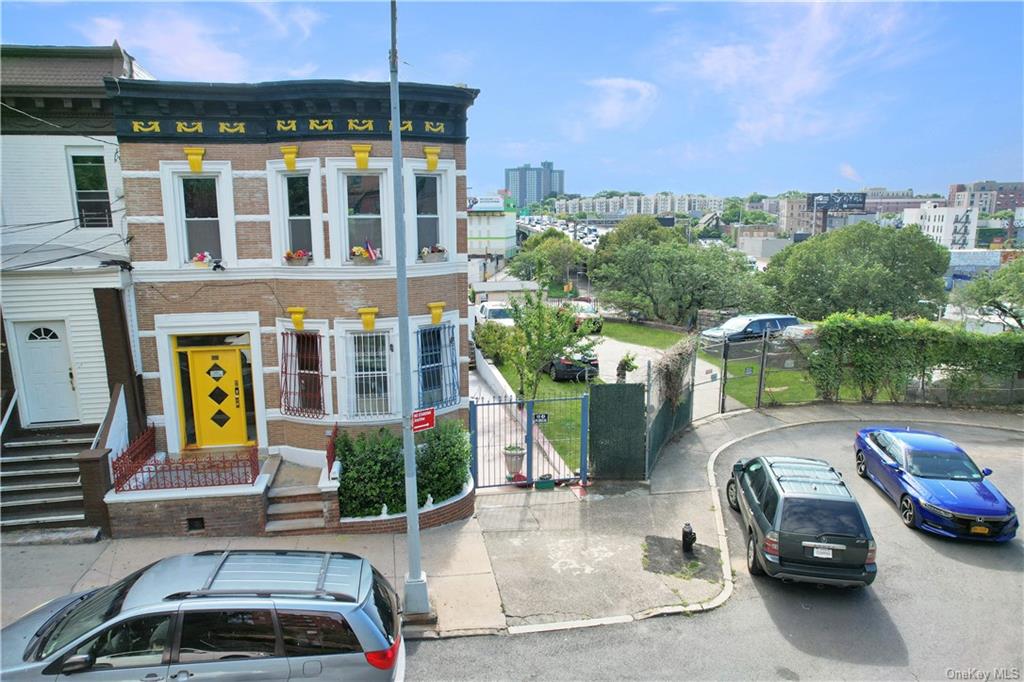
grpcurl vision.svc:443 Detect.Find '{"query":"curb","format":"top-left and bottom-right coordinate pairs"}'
top-left (487, 412), bottom-right (1023, 637)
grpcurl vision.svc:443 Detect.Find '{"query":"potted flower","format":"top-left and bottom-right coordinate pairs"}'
top-left (190, 251), bottom-right (213, 268)
top-left (419, 244), bottom-right (448, 263)
top-left (284, 249), bottom-right (311, 266)
top-left (504, 443), bottom-right (526, 477)
top-left (350, 244), bottom-right (380, 265)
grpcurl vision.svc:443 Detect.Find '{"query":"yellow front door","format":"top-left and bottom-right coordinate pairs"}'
top-left (187, 348), bottom-right (248, 447)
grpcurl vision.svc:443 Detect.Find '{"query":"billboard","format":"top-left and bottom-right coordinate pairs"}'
top-left (806, 192), bottom-right (867, 211)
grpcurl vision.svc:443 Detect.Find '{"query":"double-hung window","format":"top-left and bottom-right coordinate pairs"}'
top-left (351, 332), bottom-right (391, 417)
top-left (285, 175), bottom-right (313, 254)
top-left (346, 175), bottom-right (383, 260)
top-left (280, 330), bottom-right (325, 418)
top-left (415, 175), bottom-right (440, 255)
top-left (182, 177), bottom-right (222, 260)
top-left (416, 323), bottom-right (459, 409)
top-left (71, 155), bottom-right (112, 228)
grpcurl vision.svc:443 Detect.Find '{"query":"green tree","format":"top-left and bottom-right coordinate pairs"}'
top-left (721, 197), bottom-right (744, 223)
top-left (593, 238), bottom-right (774, 325)
top-left (506, 291), bottom-right (597, 399)
top-left (952, 257), bottom-right (1024, 330)
top-left (747, 192), bottom-right (768, 204)
top-left (762, 222), bottom-right (950, 320)
top-left (742, 210), bottom-right (777, 224)
top-left (509, 228), bottom-right (587, 286)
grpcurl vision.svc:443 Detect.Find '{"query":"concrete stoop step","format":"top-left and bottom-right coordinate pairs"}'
top-left (264, 484), bottom-right (329, 535)
top-left (1, 432), bottom-right (92, 531)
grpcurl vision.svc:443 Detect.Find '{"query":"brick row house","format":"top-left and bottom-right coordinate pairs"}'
top-left (97, 78), bottom-right (478, 535)
top-left (0, 44), bottom-right (152, 529)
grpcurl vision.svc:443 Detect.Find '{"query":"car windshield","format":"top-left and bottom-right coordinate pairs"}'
top-left (720, 317), bottom-right (750, 332)
top-left (907, 451), bottom-right (983, 480)
top-left (780, 499), bottom-right (866, 537)
top-left (487, 308), bottom-right (511, 319)
top-left (572, 303), bottom-right (597, 314)
top-left (38, 565), bottom-right (150, 659)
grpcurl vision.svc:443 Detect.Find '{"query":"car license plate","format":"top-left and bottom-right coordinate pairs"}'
top-left (971, 525), bottom-right (990, 535)
top-left (812, 547), bottom-right (833, 559)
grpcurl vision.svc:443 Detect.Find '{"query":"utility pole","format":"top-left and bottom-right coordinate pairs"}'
top-left (388, 0), bottom-right (430, 616)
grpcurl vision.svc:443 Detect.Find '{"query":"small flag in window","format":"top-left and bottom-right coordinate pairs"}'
top-left (364, 240), bottom-right (379, 261)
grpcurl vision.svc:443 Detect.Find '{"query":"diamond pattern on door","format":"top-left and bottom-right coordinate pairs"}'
top-left (206, 363), bottom-right (226, 379)
top-left (208, 386), bottom-right (229, 404)
top-left (210, 410), bottom-right (231, 427)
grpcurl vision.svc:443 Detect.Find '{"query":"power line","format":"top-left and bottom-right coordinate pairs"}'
top-left (0, 101), bottom-right (120, 147)
top-left (4, 237), bottom-right (126, 272)
top-left (2, 223), bottom-right (84, 263)
top-left (1, 205), bottom-right (126, 234)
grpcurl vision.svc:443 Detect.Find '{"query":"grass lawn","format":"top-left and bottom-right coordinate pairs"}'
top-left (602, 321), bottom-right (685, 350)
top-left (496, 362), bottom-right (590, 471)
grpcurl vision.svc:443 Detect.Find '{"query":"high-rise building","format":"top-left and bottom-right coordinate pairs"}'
top-left (903, 202), bottom-right (978, 249)
top-left (948, 180), bottom-right (1024, 214)
top-left (504, 161), bottom-right (565, 208)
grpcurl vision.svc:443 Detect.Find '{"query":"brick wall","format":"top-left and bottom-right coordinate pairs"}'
top-left (108, 490), bottom-right (267, 537)
top-left (336, 486), bottom-right (475, 534)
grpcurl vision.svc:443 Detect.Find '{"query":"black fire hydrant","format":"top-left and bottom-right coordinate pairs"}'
top-left (682, 523), bottom-right (697, 554)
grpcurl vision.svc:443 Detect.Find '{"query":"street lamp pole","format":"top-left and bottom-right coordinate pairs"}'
top-left (388, 0), bottom-right (430, 615)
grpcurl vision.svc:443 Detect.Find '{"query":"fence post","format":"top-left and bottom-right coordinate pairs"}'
top-left (525, 400), bottom-right (534, 483)
top-left (756, 330), bottom-right (769, 409)
top-left (469, 400), bottom-right (478, 486)
top-left (688, 342), bottom-right (698, 423)
top-left (579, 393), bottom-right (589, 485)
top-left (645, 360), bottom-right (653, 416)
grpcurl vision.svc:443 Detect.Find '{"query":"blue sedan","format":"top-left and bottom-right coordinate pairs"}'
top-left (853, 427), bottom-right (1018, 542)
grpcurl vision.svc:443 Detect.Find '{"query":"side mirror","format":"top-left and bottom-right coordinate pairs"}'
top-left (62, 654), bottom-right (95, 674)
top-left (982, 467), bottom-right (993, 477)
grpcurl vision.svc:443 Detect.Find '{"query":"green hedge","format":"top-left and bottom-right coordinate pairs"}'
top-left (335, 420), bottom-right (471, 517)
top-left (810, 313), bottom-right (1024, 403)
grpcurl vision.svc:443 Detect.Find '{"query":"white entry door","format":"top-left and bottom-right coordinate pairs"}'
top-left (14, 321), bottom-right (79, 423)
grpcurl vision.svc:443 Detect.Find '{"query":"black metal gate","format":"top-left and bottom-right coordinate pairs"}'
top-left (469, 395), bottom-right (588, 488)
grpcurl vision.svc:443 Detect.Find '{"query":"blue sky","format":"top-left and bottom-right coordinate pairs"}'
top-left (3, 1), bottom-right (1022, 197)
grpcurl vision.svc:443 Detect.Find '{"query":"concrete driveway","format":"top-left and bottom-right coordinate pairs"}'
top-left (592, 335), bottom-right (662, 385)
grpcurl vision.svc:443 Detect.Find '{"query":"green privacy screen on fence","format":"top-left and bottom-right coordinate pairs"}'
top-left (646, 387), bottom-right (694, 478)
top-left (589, 383), bottom-right (646, 480)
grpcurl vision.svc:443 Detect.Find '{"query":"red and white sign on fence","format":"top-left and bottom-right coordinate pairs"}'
top-left (411, 407), bottom-right (435, 433)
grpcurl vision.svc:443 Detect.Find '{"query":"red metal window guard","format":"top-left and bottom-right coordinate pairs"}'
top-left (281, 330), bottom-right (326, 419)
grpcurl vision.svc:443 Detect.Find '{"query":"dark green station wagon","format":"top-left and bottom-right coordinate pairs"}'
top-left (726, 456), bottom-right (877, 587)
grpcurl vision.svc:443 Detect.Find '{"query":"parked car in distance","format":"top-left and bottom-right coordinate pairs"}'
top-left (544, 354), bottom-right (599, 382)
top-left (700, 314), bottom-right (801, 345)
top-left (854, 428), bottom-right (1018, 541)
top-left (725, 456), bottom-right (877, 587)
top-left (475, 301), bottom-right (515, 328)
top-left (779, 322), bottom-right (817, 340)
top-left (559, 299), bottom-right (603, 333)
top-left (0, 550), bottom-right (404, 681)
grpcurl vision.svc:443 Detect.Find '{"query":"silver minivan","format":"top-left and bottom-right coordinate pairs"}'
top-left (1, 550), bottom-right (404, 681)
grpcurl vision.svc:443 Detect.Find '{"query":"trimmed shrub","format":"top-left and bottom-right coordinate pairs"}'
top-left (336, 420), bottom-right (471, 518)
top-left (473, 321), bottom-right (515, 365)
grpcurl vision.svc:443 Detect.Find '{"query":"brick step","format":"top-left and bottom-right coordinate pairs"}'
top-left (264, 517), bottom-right (326, 534)
top-left (267, 501), bottom-right (323, 516)
top-left (267, 485), bottom-right (322, 504)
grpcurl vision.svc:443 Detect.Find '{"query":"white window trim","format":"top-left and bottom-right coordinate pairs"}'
top-left (274, 317), bottom-right (334, 419)
top-left (159, 160), bottom-right (237, 267)
top-left (153, 311), bottom-right (267, 454)
top-left (64, 145), bottom-right (116, 230)
top-left (333, 317), bottom-right (398, 421)
top-left (266, 158), bottom-right (325, 266)
top-left (410, 310), bottom-right (461, 410)
top-left (324, 157), bottom-right (394, 268)
top-left (403, 158), bottom-right (457, 266)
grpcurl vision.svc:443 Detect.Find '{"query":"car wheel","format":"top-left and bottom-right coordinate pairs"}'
top-left (855, 450), bottom-right (868, 478)
top-left (549, 365), bottom-right (558, 381)
top-left (747, 532), bottom-right (765, 576)
top-left (726, 479), bottom-right (740, 512)
top-left (900, 495), bottom-right (917, 528)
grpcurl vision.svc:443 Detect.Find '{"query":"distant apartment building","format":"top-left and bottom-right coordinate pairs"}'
top-left (948, 180), bottom-right (1024, 214)
top-left (504, 161), bottom-right (564, 209)
top-left (778, 197), bottom-right (809, 233)
top-left (468, 196), bottom-right (516, 258)
top-left (557, 191), bottom-right (726, 217)
top-left (863, 187), bottom-right (914, 200)
top-left (654, 193), bottom-right (673, 214)
top-left (903, 202), bottom-right (978, 249)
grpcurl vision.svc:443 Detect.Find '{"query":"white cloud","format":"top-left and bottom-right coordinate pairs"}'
top-left (663, 3), bottom-right (927, 149)
top-left (839, 162), bottom-right (862, 183)
top-left (586, 77), bottom-right (658, 128)
top-left (650, 3), bottom-right (678, 14)
top-left (247, 2), bottom-right (324, 39)
top-left (286, 62), bottom-right (318, 79)
top-left (79, 13), bottom-right (250, 81)
top-left (345, 67), bottom-right (388, 82)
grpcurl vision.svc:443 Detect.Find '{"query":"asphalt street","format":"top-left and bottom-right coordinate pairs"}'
top-left (407, 419), bottom-right (1024, 681)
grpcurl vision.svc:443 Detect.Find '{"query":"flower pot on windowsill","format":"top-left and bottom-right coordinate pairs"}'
top-left (284, 256), bottom-right (311, 266)
top-left (351, 257), bottom-right (377, 266)
top-left (420, 252), bottom-right (448, 264)
top-left (191, 261), bottom-right (210, 268)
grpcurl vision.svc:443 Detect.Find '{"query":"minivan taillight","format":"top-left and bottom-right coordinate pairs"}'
top-left (365, 635), bottom-right (401, 670)
top-left (866, 540), bottom-right (876, 565)
top-left (763, 531), bottom-right (780, 557)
